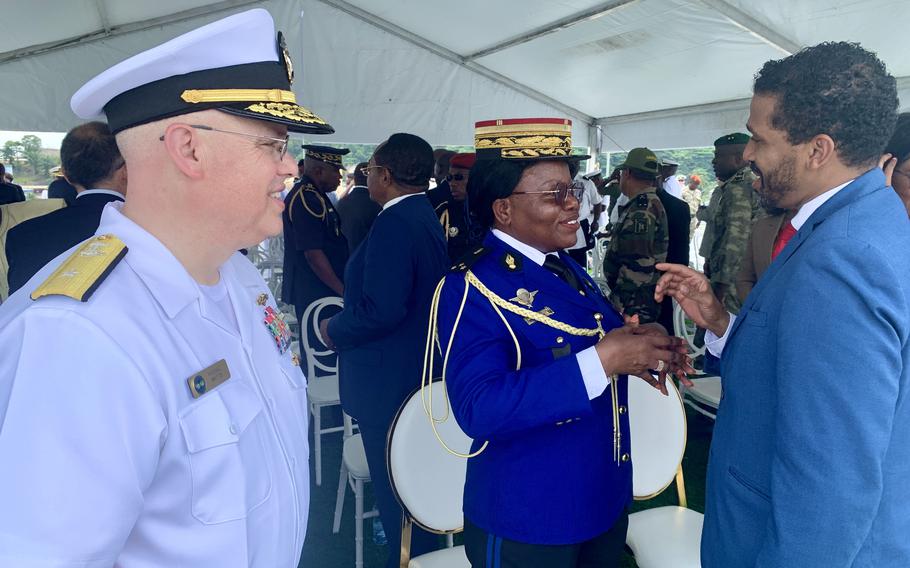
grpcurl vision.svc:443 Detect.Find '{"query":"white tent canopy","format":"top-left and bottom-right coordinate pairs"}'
top-left (1, 0), bottom-right (908, 152)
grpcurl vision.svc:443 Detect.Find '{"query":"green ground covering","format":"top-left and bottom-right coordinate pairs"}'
top-left (299, 405), bottom-right (714, 568)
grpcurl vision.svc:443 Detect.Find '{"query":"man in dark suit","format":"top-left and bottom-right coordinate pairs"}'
top-left (0, 164), bottom-right (25, 206)
top-left (321, 133), bottom-right (448, 568)
top-left (656, 165), bottom-right (691, 334)
top-left (335, 162), bottom-right (380, 253)
top-left (47, 168), bottom-right (78, 205)
top-left (6, 122), bottom-right (126, 296)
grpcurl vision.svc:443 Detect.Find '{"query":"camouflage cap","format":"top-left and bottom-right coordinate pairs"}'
top-left (714, 132), bottom-right (751, 146)
top-left (616, 147), bottom-right (660, 175)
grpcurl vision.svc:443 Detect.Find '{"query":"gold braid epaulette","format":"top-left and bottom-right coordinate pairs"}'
top-left (464, 271), bottom-right (604, 338)
top-left (301, 188), bottom-right (326, 220)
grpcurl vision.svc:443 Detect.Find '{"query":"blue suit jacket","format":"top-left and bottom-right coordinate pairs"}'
top-left (328, 194), bottom-right (448, 424)
top-left (436, 232), bottom-right (630, 545)
top-left (702, 169), bottom-right (910, 567)
top-left (6, 192), bottom-right (123, 295)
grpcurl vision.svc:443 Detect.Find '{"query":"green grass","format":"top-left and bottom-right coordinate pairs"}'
top-left (300, 406), bottom-right (714, 567)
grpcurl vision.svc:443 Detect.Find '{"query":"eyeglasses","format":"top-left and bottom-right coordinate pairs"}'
top-left (511, 181), bottom-right (585, 207)
top-left (446, 173), bottom-right (466, 182)
top-left (361, 165), bottom-right (387, 176)
top-left (158, 124), bottom-right (290, 159)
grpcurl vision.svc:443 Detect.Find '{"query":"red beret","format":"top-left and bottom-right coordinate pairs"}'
top-left (449, 152), bottom-right (476, 169)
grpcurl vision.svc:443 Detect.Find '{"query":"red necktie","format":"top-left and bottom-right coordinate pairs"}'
top-left (771, 221), bottom-right (797, 260)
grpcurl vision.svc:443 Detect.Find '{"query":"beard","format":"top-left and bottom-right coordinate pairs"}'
top-left (751, 155), bottom-right (797, 209)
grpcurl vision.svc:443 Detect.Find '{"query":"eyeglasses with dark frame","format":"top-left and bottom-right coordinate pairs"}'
top-left (446, 173), bottom-right (466, 182)
top-left (158, 124), bottom-right (290, 160)
top-left (511, 181), bottom-right (585, 207)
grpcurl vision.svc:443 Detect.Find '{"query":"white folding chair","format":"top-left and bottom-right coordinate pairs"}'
top-left (300, 296), bottom-right (344, 485)
top-left (388, 383), bottom-right (471, 568)
top-left (331, 412), bottom-right (377, 568)
top-left (625, 376), bottom-right (704, 568)
top-left (673, 301), bottom-right (721, 420)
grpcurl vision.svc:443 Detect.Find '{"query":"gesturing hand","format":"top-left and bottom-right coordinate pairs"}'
top-left (654, 263), bottom-right (730, 337)
top-left (595, 324), bottom-right (693, 395)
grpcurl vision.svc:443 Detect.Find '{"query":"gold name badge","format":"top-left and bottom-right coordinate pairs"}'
top-left (187, 359), bottom-right (231, 399)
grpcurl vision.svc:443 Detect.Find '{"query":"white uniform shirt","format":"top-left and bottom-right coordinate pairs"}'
top-left (662, 176), bottom-right (684, 199)
top-left (570, 176), bottom-right (604, 250)
top-left (0, 202), bottom-right (310, 567)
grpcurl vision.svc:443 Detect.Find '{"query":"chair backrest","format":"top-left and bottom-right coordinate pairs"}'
top-left (628, 376), bottom-right (687, 501)
top-left (300, 296), bottom-right (343, 378)
top-left (387, 382), bottom-right (472, 533)
top-left (673, 300), bottom-right (705, 359)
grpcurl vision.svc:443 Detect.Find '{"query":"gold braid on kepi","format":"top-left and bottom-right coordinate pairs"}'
top-left (421, 269), bottom-right (625, 464)
top-left (302, 144), bottom-right (349, 168)
top-left (473, 118), bottom-right (587, 162)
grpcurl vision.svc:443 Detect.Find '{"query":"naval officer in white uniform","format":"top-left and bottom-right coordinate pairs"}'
top-left (0, 9), bottom-right (335, 567)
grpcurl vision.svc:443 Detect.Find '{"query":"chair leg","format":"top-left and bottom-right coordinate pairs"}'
top-left (332, 461), bottom-right (348, 534)
top-left (314, 403), bottom-right (322, 486)
top-left (355, 478), bottom-right (364, 568)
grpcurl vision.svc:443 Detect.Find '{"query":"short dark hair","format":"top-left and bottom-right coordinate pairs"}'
top-left (885, 112), bottom-right (910, 164)
top-left (373, 133), bottom-right (434, 188)
top-left (60, 121), bottom-right (123, 188)
top-left (353, 161), bottom-right (368, 186)
top-left (752, 41), bottom-right (898, 168)
top-left (468, 158), bottom-right (579, 228)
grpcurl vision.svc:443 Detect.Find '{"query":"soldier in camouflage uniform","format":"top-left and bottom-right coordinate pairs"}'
top-left (603, 147), bottom-right (669, 324)
top-left (707, 133), bottom-right (762, 313)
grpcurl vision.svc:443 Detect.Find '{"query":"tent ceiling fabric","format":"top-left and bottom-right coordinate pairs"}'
top-left (0, 0), bottom-right (908, 151)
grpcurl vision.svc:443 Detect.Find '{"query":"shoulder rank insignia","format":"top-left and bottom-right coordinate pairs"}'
top-left (31, 234), bottom-right (127, 302)
top-left (634, 193), bottom-right (650, 207)
top-left (451, 245), bottom-right (490, 272)
top-left (510, 288), bottom-right (538, 308)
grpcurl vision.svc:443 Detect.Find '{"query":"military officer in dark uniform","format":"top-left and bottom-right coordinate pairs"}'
top-left (433, 152), bottom-right (480, 262)
top-left (281, 144), bottom-right (349, 335)
top-left (427, 118), bottom-right (692, 568)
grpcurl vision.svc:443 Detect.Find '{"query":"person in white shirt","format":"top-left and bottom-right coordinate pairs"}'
top-left (0, 9), bottom-right (335, 567)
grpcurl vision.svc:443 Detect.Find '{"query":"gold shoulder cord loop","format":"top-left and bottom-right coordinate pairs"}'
top-left (439, 210), bottom-right (450, 241)
top-left (301, 189), bottom-right (326, 220)
top-left (421, 269), bottom-right (623, 464)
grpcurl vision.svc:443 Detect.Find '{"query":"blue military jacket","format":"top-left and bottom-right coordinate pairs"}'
top-left (435, 231), bottom-right (631, 545)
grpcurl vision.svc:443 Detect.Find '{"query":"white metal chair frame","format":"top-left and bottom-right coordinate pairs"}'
top-left (673, 301), bottom-right (721, 420)
top-left (300, 296), bottom-right (345, 485)
top-left (388, 383), bottom-right (470, 568)
top-left (332, 413), bottom-right (377, 568)
top-left (626, 376), bottom-right (704, 568)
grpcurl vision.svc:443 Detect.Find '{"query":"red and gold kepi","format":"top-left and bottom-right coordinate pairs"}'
top-left (474, 118), bottom-right (589, 162)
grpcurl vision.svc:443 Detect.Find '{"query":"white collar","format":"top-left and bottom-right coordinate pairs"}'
top-left (491, 229), bottom-right (548, 266)
top-left (77, 188), bottom-right (124, 200)
top-left (381, 192), bottom-right (421, 211)
top-left (790, 179), bottom-right (853, 230)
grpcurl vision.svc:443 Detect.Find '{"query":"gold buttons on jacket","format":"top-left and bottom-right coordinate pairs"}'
top-left (618, 405), bottom-right (627, 414)
top-left (621, 453), bottom-right (630, 462)
top-left (556, 336), bottom-right (565, 344)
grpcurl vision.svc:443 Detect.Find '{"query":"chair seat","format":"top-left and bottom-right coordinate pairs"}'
top-left (685, 375), bottom-right (721, 407)
top-left (343, 433), bottom-right (370, 480)
top-left (626, 506), bottom-right (703, 568)
top-left (307, 374), bottom-right (340, 405)
top-left (409, 545), bottom-right (469, 568)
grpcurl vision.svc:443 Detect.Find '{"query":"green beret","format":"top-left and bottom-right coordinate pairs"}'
top-left (714, 132), bottom-right (751, 146)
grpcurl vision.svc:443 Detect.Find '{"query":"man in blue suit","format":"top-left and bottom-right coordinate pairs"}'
top-left (321, 133), bottom-right (448, 568)
top-left (6, 122), bottom-right (126, 296)
top-left (657, 42), bottom-right (910, 567)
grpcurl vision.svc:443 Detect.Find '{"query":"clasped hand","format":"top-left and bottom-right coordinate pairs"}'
top-left (595, 319), bottom-right (694, 395)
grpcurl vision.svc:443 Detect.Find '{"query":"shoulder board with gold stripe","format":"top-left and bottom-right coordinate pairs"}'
top-left (31, 234), bottom-right (127, 302)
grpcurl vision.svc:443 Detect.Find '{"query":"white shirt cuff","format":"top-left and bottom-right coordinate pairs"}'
top-left (705, 313), bottom-right (736, 357)
top-left (577, 346), bottom-right (611, 399)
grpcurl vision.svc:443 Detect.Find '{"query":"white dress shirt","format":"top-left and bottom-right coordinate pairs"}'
top-left (492, 229), bottom-right (610, 398)
top-left (381, 191), bottom-right (423, 212)
top-left (663, 176), bottom-right (684, 200)
top-left (0, 202), bottom-right (310, 567)
top-left (706, 179), bottom-right (853, 355)
top-left (77, 188), bottom-right (125, 200)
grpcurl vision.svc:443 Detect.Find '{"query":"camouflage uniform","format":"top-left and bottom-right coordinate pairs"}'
top-left (698, 184), bottom-right (723, 262)
top-left (603, 188), bottom-right (669, 323)
top-left (708, 166), bottom-right (762, 313)
top-left (681, 186), bottom-right (702, 239)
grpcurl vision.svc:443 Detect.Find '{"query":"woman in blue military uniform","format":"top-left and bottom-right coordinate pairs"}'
top-left (425, 118), bottom-right (692, 567)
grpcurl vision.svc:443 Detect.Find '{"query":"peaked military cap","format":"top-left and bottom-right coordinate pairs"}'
top-left (714, 132), bottom-right (751, 146)
top-left (616, 147), bottom-right (660, 176)
top-left (474, 118), bottom-right (589, 162)
top-left (303, 145), bottom-right (349, 168)
top-left (71, 9), bottom-right (333, 135)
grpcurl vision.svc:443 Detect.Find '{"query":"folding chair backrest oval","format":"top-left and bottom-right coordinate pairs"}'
top-left (388, 382), bottom-right (472, 533)
top-left (673, 300), bottom-right (705, 359)
top-left (628, 376), bottom-right (687, 498)
top-left (300, 297), bottom-right (343, 378)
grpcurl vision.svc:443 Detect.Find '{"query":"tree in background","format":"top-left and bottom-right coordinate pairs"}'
top-left (20, 135), bottom-right (44, 175)
top-left (2, 140), bottom-right (22, 166)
